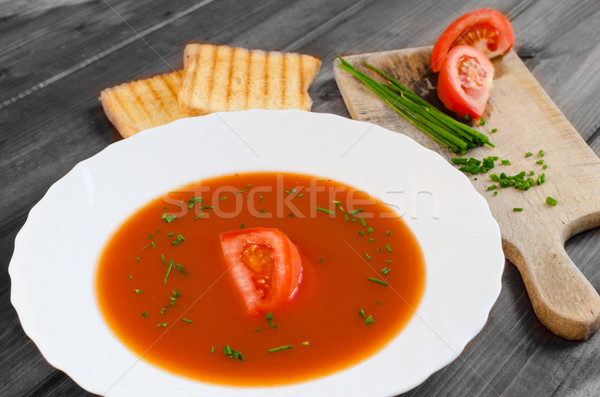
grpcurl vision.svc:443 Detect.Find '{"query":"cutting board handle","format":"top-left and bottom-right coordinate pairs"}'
top-left (504, 221), bottom-right (600, 340)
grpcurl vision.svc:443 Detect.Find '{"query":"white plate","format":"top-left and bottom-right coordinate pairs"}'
top-left (9, 110), bottom-right (503, 396)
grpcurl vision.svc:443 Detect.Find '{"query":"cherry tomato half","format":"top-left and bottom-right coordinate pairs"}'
top-left (220, 227), bottom-right (303, 315)
top-left (430, 8), bottom-right (515, 72)
top-left (437, 45), bottom-right (494, 119)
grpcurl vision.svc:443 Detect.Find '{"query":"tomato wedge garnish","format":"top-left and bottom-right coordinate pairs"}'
top-left (430, 8), bottom-right (515, 72)
top-left (436, 45), bottom-right (494, 119)
top-left (220, 227), bottom-right (303, 315)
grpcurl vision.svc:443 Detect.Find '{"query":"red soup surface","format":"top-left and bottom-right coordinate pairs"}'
top-left (96, 172), bottom-right (425, 386)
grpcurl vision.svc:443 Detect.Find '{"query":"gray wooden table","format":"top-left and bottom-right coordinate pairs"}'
top-left (1, 0), bottom-right (599, 395)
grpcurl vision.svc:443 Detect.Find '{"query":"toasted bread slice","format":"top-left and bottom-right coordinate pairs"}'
top-left (178, 44), bottom-right (321, 115)
top-left (100, 70), bottom-right (184, 138)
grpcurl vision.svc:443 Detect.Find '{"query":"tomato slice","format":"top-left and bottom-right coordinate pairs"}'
top-left (219, 227), bottom-right (303, 315)
top-left (436, 45), bottom-right (494, 119)
top-left (430, 8), bottom-right (515, 72)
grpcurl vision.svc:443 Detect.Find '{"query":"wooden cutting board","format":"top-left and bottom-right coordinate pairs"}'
top-left (333, 46), bottom-right (600, 341)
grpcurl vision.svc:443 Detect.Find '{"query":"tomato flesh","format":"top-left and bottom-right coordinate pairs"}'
top-left (430, 8), bottom-right (515, 72)
top-left (220, 227), bottom-right (302, 315)
top-left (437, 45), bottom-right (494, 119)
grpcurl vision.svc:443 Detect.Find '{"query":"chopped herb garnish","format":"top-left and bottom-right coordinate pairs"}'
top-left (360, 218), bottom-right (366, 227)
top-left (172, 290), bottom-right (181, 298)
top-left (538, 150), bottom-right (545, 157)
top-left (135, 256), bottom-right (140, 262)
top-left (480, 117), bottom-right (486, 126)
top-left (368, 277), bottom-right (388, 286)
top-left (543, 164), bottom-right (548, 169)
top-left (366, 227), bottom-right (374, 234)
top-left (254, 327), bottom-right (262, 332)
top-left (164, 260), bottom-right (174, 283)
top-left (546, 196), bottom-right (558, 206)
top-left (298, 193), bottom-right (304, 198)
top-left (223, 345), bottom-right (245, 361)
top-left (316, 207), bottom-right (335, 215)
top-left (151, 241), bottom-right (156, 250)
top-left (349, 208), bottom-right (363, 216)
top-left (513, 207), bottom-right (524, 212)
top-left (385, 244), bottom-right (393, 253)
top-left (199, 205), bottom-right (214, 210)
top-left (171, 234), bottom-right (185, 246)
top-left (148, 234), bottom-right (153, 240)
top-left (160, 308), bottom-right (166, 314)
top-left (141, 312), bottom-right (148, 317)
top-left (318, 258), bottom-right (323, 263)
top-left (259, 209), bottom-right (266, 214)
top-left (234, 190), bottom-right (246, 194)
top-left (375, 301), bottom-right (382, 305)
top-left (364, 315), bottom-right (375, 325)
top-left (525, 152), bottom-right (533, 158)
top-left (219, 196), bottom-right (227, 201)
top-left (265, 312), bottom-right (277, 328)
top-left (167, 232), bottom-right (175, 237)
top-left (157, 322), bottom-right (167, 327)
top-left (267, 345), bottom-right (294, 353)
top-left (182, 318), bottom-right (192, 323)
top-left (288, 212), bottom-right (294, 217)
top-left (142, 243), bottom-right (150, 250)
top-left (129, 274), bottom-right (133, 280)
top-left (188, 196), bottom-right (203, 204)
top-left (134, 289), bottom-right (143, 294)
top-left (365, 253), bottom-right (372, 260)
top-left (211, 346), bottom-right (215, 354)
top-left (194, 212), bottom-right (206, 220)
top-left (386, 231), bottom-right (391, 236)
top-left (385, 260), bottom-right (393, 263)
top-left (161, 253), bottom-right (166, 266)
top-left (244, 184), bottom-right (252, 188)
top-left (530, 170), bottom-right (535, 176)
top-left (301, 341), bottom-right (310, 346)
top-left (173, 263), bottom-right (186, 274)
top-left (240, 224), bottom-right (246, 229)
top-left (501, 160), bottom-right (511, 165)
top-left (491, 128), bottom-right (498, 133)
top-left (452, 157), bottom-right (468, 165)
top-left (381, 267), bottom-right (391, 275)
top-left (493, 191), bottom-right (498, 196)
top-left (369, 238), bottom-right (375, 244)
top-left (536, 159), bottom-right (544, 165)
top-left (358, 309), bottom-right (366, 319)
top-left (259, 195), bottom-right (263, 201)
top-left (162, 214), bottom-right (176, 223)
top-left (487, 184), bottom-right (497, 191)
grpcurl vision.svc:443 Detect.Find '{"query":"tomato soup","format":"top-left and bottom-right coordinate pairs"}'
top-left (96, 172), bottom-right (425, 386)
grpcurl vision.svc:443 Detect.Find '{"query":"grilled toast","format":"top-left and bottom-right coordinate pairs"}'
top-left (100, 70), bottom-right (184, 138)
top-left (178, 44), bottom-right (321, 116)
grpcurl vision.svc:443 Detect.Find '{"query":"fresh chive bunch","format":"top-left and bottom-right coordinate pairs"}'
top-left (336, 56), bottom-right (494, 154)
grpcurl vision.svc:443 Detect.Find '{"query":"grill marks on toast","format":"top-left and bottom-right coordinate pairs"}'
top-left (178, 44), bottom-right (321, 115)
top-left (100, 70), bottom-right (183, 138)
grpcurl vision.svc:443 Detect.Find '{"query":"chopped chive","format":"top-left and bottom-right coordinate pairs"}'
top-left (360, 218), bottom-right (366, 227)
top-left (259, 209), bottom-right (266, 214)
top-left (530, 170), bottom-right (535, 175)
top-left (259, 195), bottom-right (263, 201)
top-left (386, 231), bottom-right (391, 236)
top-left (171, 234), bottom-right (185, 246)
top-left (254, 327), bottom-right (262, 332)
top-left (316, 207), bottom-right (335, 215)
top-left (536, 159), bottom-right (544, 165)
top-left (151, 241), bottom-right (156, 250)
top-left (349, 208), bottom-right (363, 216)
top-left (487, 184), bottom-right (497, 191)
top-left (148, 234), bottom-right (153, 240)
top-left (479, 118), bottom-right (486, 126)
top-left (199, 205), bottom-right (214, 210)
top-left (265, 312), bottom-right (277, 328)
top-left (167, 232), bottom-right (174, 237)
top-left (169, 297), bottom-right (176, 302)
top-left (223, 345), bottom-right (245, 361)
top-left (288, 212), bottom-right (294, 217)
top-left (157, 322), bottom-right (168, 327)
top-left (301, 341), bottom-right (310, 346)
top-left (160, 308), bottom-right (166, 314)
top-left (182, 318), bottom-right (192, 323)
top-left (452, 157), bottom-right (469, 165)
top-left (162, 214), bottom-right (176, 223)
top-left (141, 312), bottom-right (148, 317)
top-left (344, 213), bottom-right (349, 222)
top-left (211, 346), bottom-right (215, 354)
top-left (318, 257), bottom-right (323, 263)
top-left (491, 128), bottom-right (498, 133)
top-left (135, 256), bottom-right (140, 262)
top-left (381, 267), bottom-right (391, 275)
top-left (240, 224), bottom-right (246, 229)
top-left (366, 227), bottom-right (374, 234)
top-left (172, 290), bottom-right (181, 297)
top-left (385, 244), bottom-right (393, 253)
top-left (134, 289), bottom-right (143, 294)
top-left (368, 277), bottom-right (388, 286)
top-left (164, 260), bottom-right (173, 284)
top-left (493, 191), bottom-right (498, 196)
top-left (546, 196), bottom-right (558, 206)
top-left (244, 184), bottom-right (252, 188)
top-left (369, 238), bottom-right (375, 243)
top-left (538, 150), bottom-right (545, 157)
top-left (173, 263), bottom-right (186, 274)
top-left (375, 301), bottom-right (382, 305)
top-left (298, 193), bottom-right (304, 198)
top-left (501, 160), bottom-right (511, 165)
top-left (129, 274), bottom-right (133, 280)
top-left (365, 253), bottom-right (372, 260)
top-left (465, 114), bottom-right (471, 121)
top-left (233, 190), bottom-right (246, 194)
top-left (161, 253), bottom-right (166, 266)
top-left (525, 152), bottom-right (533, 157)
top-left (142, 243), bottom-right (150, 250)
top-left (188, 196), bottom-right (203, 204)
top-left (543, 164), bottom-right (548, 169)
top-left (267, 345), bottom-right (294, 353)
top-left (219, 196), bottom-right (227, 201)
top-left (385, 260), bottom-right (393, 263)
top-left (513, 208), bottom-right (524, 212)
top-left (194, 212), bottom-right (206, 220)
top-left (358, 309), bottom-right (366, 319)
top-left (364, 315), bottom-right (375, 325)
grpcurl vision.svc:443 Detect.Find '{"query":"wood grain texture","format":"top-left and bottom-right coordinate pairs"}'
top-left (1, 0), bottom-right (600, 395)
top-left (333, 47), bottom-right (600, 340)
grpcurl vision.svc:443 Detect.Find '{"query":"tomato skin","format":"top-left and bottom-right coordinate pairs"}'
top-left (220, 227), bottom-right (303, 315)
top-left (430, 8), bottom-right (515, 72)
top-left (437, 45), bottom-right (494, 119)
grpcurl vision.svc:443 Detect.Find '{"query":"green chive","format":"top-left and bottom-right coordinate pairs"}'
top-left (386, 231), bottom-right (391, 236)
top-left (141, 312), bottom-right (148, 317)
top-left (267, 345), bottom-right (294, 353)
top-left (161, 253), bottom-right (166, 266)
top-left (211, 346), bottom-right (215, 354)
top-left (525, 152), bottom-right (533, 157)
top-left (301, 341), bottom-right (310, 346)
top-left (164, 260), bottom-right (173, 283)
top-left (369, 238), bottom-right (375, 243)
top-left (375, 302), bottom-right (382, 305)
top-left (171, 234), bottom-right (185, 246)
top-left (536, 159), bottom-right (544, 165)
top-left (513, 208), bottom-right (524, 212)
top-left (493, 191), bottom-right (498, 196)
top-left (381, 267), bottom-right (391, 275)
top-left (364, 315), bottom-right (375, 325)
top-left (546, 196), bottom-right (558, 206)
top-left (487, 184), bottom-right (497, 191)
top-left (234, 190), bottom-right (246, 194)
top-left (360, 218), bottom-right (366, 227)
top-left (491, 128), bottom-right (497, 133)
top-left (366, 227), bottom-right (374, 234)
top-left (265, 312), bottom-right (277, 328)
top-left (254, 327), bottom-right (262, 332)
top-left (349, 208), bottom-right (363, 216)
top-left (538, 150), bottom-right (545, 157)
top-left (259, 209), bottom-right (266, 214)
top-left (172, 290), bottom-right (181, 297)
top-left (385, 260), bottom-right (393, 263)
top-left (452, 157), bottom-right (468, 165)
top-left (385, 244), bottom-right (393, 253)
top-left (480, 118), bottom-right (486, 126)
top-left (365, 253), bottom-right (372, 260)
top-left (316, 207), bottom-right (335, 215)
top-left (368, 277), bottom-right (388, 286)
top-left (358, 309), bottom-right (366, 319)
top-left (157, 322), bottom-right (167, 327)
top-left (135, 256), bottom-right (140, 262)
top-left (259, 195), bottom-right (263, 201)
top-left (134, 289), bottom-right (143, 294)
top-left (223, 345), bottom-right (245, 361)
top-left (543, 165), bottom-right (548, 169)
top-left (129, 275), bottom-right (133, 280)
top-left (501, 160), bottom-right (511, 165)
top-left (244, 184), bottom-right (252, 188)
top-left (182, 318), bottom-right (192, 323)
top-left (240, 224), bottom-right (246, 229)
top-left (318, 258), bottom-right (323, 263)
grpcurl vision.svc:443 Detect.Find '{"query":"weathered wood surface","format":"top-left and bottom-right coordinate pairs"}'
top-left (334, 47), bottom-right (600, 341)
top-left (1, 0), bottom-right (599, 395)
